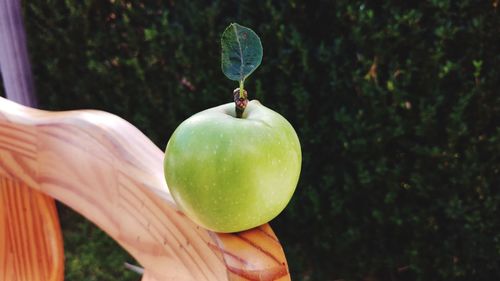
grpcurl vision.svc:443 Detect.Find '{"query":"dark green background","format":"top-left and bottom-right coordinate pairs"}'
top-left (3, 1), bottom-right (499, 280)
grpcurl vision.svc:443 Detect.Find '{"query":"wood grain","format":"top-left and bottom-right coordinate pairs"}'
top-left (0, 97), bottom-right (290, 281)
top-left (0, 178), bottom-right (64, 281)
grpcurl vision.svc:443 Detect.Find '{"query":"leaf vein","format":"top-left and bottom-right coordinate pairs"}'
top-left (232, 24), bottom-right (244, 81)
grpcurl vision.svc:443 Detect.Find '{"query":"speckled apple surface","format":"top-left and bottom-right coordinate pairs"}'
top-left (164, 100), bottom-right (301, 233)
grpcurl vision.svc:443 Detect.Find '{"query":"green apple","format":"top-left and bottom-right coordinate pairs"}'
top-left (164, 100), bottom-right (301, 233)
top-left (164, 23), bottom-right (301, 232)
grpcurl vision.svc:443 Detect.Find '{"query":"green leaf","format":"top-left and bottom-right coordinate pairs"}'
top-left (221, 23), bottom-right (263, 82)
top-left (144, 28), bottom-right (158, 41)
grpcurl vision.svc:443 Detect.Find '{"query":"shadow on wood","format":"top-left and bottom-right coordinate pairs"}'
top-left (0, 97), bottom-right (290, 281)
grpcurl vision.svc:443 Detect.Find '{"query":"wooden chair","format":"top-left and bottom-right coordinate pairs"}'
top-left (0, 96), bottom-right (290, 280)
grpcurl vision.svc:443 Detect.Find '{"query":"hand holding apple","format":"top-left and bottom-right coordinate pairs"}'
top-left (164, 23), bottom-right (301, 233)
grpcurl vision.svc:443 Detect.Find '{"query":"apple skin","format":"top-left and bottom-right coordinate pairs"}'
top-left (164, 100), bottom-right (301, 233)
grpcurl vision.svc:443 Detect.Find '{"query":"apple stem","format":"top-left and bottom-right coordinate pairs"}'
top-left (233, 88), bottom-right (248, 118)
top-left (239, 80), bottom-right (245, 98)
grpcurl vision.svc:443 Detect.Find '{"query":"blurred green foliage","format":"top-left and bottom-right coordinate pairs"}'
top-left (57, 205), bottom-right (138, 281)
top-left (12, 0), bottom-right (500, 280)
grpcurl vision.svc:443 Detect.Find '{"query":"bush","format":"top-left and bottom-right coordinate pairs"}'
top-left (15, 0), bottom-right (500, 280)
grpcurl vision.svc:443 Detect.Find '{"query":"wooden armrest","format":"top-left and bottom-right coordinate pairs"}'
top-left (0, 97), bottom-right (290, 281)
top-left (0, 178), bottom-right (64, 281)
